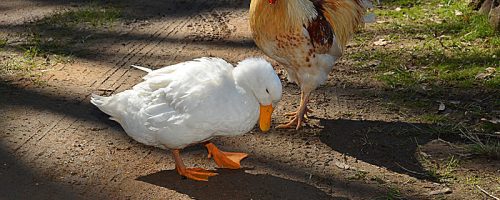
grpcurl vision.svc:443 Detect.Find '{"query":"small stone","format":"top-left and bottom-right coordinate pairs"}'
top-left (335, 161), bottom-right (350, 170)
top-left (429, 187), bottom-right (452, 195)
top-left (438, 102), bottom-right (446, 112)
top-left (374, 38), bottom-right (391, 46)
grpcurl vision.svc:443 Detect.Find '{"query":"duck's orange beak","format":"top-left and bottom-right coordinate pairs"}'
top-left (259, 104), bottom-right (273, 132)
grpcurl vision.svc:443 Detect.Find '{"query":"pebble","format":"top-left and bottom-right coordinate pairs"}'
top-left (429, 187), bottom-right (452, 195)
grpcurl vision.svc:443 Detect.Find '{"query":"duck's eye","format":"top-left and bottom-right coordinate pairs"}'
top-left (266, 88), bottom-right (269, 94)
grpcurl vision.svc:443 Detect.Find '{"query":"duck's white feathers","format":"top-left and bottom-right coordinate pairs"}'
top-left (91, 58), bottom-right (260, 149)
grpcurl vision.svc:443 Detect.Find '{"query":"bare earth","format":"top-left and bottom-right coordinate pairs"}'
top-left (1, 0), bottom-right (498, 199)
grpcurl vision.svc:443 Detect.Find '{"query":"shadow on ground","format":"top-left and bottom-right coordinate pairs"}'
top-left (14, 0), bottom-right (249, 20)
top-left (0, 145), bottom-right (82, 199)
top-left (319, 118), bottom-right (439, 180)
top-left (0, 0), bottom-right (255, 65)
top-left (0, 77), bottom-right (419, 199)
top-left (137, 169), bottom-right (344, 200)
top-left (0, 81), bottom-right (125, 133)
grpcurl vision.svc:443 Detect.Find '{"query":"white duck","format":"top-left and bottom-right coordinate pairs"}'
top-left (91, 57), bottom-right (282, 181)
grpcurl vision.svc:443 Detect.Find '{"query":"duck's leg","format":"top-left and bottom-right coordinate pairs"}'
top-left (172, 149), bottom-right (217, 181)
top-left (276, 90), bottom-right (311, 130)
top-left (204, 142), bottom-right (248, 169)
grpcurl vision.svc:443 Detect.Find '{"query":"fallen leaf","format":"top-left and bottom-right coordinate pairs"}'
top-left (485, 67), bottom-right (496, 74)
top-left (481, 118), bottom-right (500, 124)
top-left (335, 161), bottom-right (351, 170)
top-left (454, 10), bottom-right (463, 16)
top-left (395, 7), bottom-right (402, 11)
top-left (475, 67), bottom-right (496, 80)
top-left (383, 71), bottom-right (395, 75)
top-left (366, 60), bottom-right (381, 67)
top-left (438, 35), bottom-right (451, 39)
top-left (374, 38), bottom-right (391, 46)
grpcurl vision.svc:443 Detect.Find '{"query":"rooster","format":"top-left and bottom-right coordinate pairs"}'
top-left (250, 0), bottom-right (366, 129)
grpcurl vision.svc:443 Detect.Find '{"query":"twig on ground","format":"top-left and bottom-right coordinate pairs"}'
top-left (394, 162), bottom-right (428, 177)
top-left (436, 138), bottom-right (465, 150)
top-left (476, 185), bottom-right (500, 200)
top-left (98, 88), bottom-right (115, 92)
top-left (459, 128), bottom-right (486, 148)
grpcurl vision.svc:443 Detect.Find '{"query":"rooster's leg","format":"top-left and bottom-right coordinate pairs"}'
top-left (277, 90), bottom-right (311, 130)
top-left (283, 107), bottom-right (313, 120)
top-left (172, 149), bottom-right (217, 181)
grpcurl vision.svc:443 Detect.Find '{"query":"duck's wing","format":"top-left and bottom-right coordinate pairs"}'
top-left (94, 58), bottom-right (247, 148)
top-left (138, 58), bottom-right (237, 135)
top-left (138, 57), bottom-right (226, 79)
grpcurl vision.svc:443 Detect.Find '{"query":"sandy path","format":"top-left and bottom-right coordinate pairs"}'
top-left (0, 0), bottom-right (473, 199)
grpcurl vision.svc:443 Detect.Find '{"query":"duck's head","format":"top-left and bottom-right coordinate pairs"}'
top-left (234, 57), bottom-right (282, 132)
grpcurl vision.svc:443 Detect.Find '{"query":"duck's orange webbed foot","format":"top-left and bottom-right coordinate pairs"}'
top-left (176, 167), bottom-right (217, 181)
top-left (205, 142), bottom-right (248, 169)
top-left (172, 149), bottom-right (217, 181)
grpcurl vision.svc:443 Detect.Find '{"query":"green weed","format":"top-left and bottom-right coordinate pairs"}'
top-left (41, 6), bottom-right (121, 28)
top-left (366, 0), bottom-right (500, 89)
top-left (0, 38), bottom-right (6, 48)
top-left (375, 186), bottom-right (405, 200)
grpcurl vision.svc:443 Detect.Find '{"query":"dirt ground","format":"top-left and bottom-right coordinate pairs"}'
top-left (1, 0), bottom-right (499, 199)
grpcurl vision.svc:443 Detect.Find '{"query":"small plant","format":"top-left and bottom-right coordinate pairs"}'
top-left (421, 114), bottom-right (449, 124)
top-left (41, 5), bottom-right (121, 28)
top-left (459, 126), bottom-right (500, 159)
top-left (0, 38), bottom-right (6, 48)
top-left (386, 187), bottom-right (404, 200)
top-left (375, 186), bottom-right (404, 200)
top-left (441, 156), bottom-right (460, 180)
top-left (465, 175), bottom-right (480, 185)
top-left (348, 170), bottom-right (368, 180)
top-left (469, 142), bottom-right (500, 159)
top-left (0, 32), bottom-right (72, 85)
top-left (418, 149), bottom-right (460, 182)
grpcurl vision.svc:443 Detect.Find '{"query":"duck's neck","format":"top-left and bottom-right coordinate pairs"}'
top-left (230, 67), bottom-right (261, 133)
top-left (232, 66), bottom-right (253, 94)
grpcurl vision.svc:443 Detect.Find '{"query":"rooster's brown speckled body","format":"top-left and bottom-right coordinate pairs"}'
top-left (250, 0), bottom-right (365, 129)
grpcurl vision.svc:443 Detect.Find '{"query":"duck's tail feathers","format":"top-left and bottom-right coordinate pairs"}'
top-left (131, 65), bottom-right (153, 73)
top-left (90, 94), bottom-right (105, 105)
top-left (91, 94), bottom-right (116, 117)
